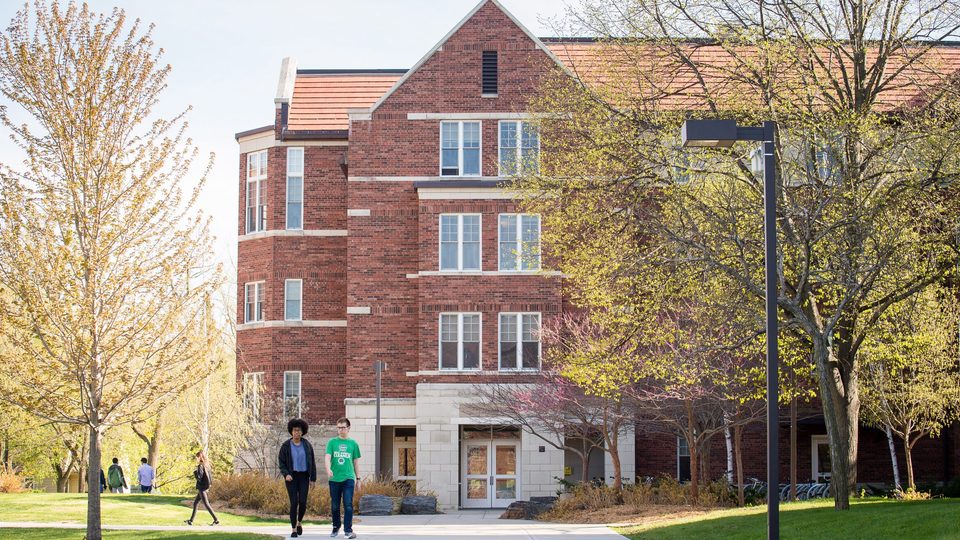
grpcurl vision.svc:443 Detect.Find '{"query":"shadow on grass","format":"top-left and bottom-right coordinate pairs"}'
top-left (620, 498), bottom-right (959, 540)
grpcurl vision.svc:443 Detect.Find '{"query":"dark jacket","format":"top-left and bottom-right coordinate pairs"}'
top-left (278, 438), bottom-right (317, 482)
top-left (193, 464), bottom-right (211, 491)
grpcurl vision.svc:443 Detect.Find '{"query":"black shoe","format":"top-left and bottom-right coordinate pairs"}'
top-left (330, 528), bottom-right (339, 537)
top-left (291, 532), bottom-right (300, 538)
top-left (211, 519), bottom-right (220, 526)
top-left (184, 519), bottom-right (193, 526)
top-left (297, 524), bottom-right (303, 535)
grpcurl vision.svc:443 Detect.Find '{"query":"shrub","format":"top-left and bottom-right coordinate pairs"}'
top-left (544, 475), bottom-right (737, 520)
top-left (209, 472), bottom-right (412, 518)
top-left (899, 487), bottom-right (932, 501)
top-left (0, 469), bottom-right (27, 493)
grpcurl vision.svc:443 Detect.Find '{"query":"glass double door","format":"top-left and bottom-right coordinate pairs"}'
top-left (461, 440), bottom-right (519, 508)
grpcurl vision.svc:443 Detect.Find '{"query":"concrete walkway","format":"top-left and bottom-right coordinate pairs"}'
top-left (0, 510), bottom-right (629, 539)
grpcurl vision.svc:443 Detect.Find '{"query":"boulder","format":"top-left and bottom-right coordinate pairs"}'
top-left (359, 494), bottom-right (393, 516)
top-left (499, 499), bottom-right (555, 520)
top-left (400, 495), bottom-right (438, 514)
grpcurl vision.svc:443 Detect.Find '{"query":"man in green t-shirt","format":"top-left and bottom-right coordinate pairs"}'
top-left (326, 417), bottom-right (361, 539)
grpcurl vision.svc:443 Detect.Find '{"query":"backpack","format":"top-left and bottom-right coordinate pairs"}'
top-left (108, 465), bottom-right (123, 488)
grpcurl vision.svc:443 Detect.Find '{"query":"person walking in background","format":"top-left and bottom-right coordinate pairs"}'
top-left (326, 417), bottom-right (361, 539)
top-left (137, 457), bottom-right (155, 494)
top-left (106, 458), bottom-right (127, 493)
top-left (99, 469), bottom-right (106, 493)
top-left (279, 418), bottom-right (317, 538)
top-left (184, 450), bottom-right (219, 526)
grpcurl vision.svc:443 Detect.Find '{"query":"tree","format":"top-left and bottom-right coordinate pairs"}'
top-left (525, 0), bottom-right (960, 509)
top-left (0, 3), bottom-right (218, 538)
top-left (859, 286), bottom-right (960, 491)
top-left (468, 314), bottom-right (632, 488)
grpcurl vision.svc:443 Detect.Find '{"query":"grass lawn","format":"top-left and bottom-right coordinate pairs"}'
top-left (615, 497), bottom-right (960, 540)
top-left (0, 493), bottom-right (309, 527)
top-left (0, 530), bottom-right (278, 540)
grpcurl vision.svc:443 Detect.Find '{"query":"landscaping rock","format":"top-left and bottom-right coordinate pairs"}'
top-left (499, 499), bottom-right (555, 520)
top-left (359, 494), bottom-right (393, 516)
top-left (400, 495), bottom-right (438, 514)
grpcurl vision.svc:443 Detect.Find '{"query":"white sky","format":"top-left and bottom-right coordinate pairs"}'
top-left (0, 0), bottom-right (574, 277)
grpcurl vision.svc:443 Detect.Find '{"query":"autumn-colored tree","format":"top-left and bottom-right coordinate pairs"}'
top-left (860, 287), bottom-right (960, 491)
top-left (0, 3), bottom-right (218, 538)
top-left (522, 0), bottom-right (960, 509)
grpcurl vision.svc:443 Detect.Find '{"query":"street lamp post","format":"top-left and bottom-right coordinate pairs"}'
top-left (681, 119), bottom-right (780, 540)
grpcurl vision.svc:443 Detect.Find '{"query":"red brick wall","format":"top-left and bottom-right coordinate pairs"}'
top-left (635, 418), bottom-right (959, 485)
top-left (348, 2), bottom-right (556, 178)
top-left (236, 143), bottom-right (349, 423)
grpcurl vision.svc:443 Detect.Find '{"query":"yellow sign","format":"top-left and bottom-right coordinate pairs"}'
top-left (564, 466), bottom-right (572, 476)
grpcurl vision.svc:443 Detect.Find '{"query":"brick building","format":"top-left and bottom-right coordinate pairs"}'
top-left (235, 0), bottom-right (957, 509)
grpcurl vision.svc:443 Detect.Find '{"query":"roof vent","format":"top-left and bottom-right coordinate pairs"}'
top-left (482, 50), bottom-right (498, 95)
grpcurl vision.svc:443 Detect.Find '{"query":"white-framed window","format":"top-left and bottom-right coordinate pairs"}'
top-left (440, 214), bottom-right (481, 271)
top-left (246, 150), bottom-right (267, 233)
top-left (498, 214), bottom-right (540, 271)
top-left (498, 313), bottom-right (540, 370)
top-left (283, 371), bottom-right (302, 418)
top-left (441, 121), bottom-right (481, 176)
top-left (244, 281), bottom-right (264, 323)
top-left (439, 313), bottom-right (481, 370)
top-left (677, 436), bottom-right (691, 481)
top-left (242, 372), bottom-right (264, 419)
top-left (498, 121), bottom-right (539, 176)
top-left (284, 279), bottom-right (302, 321)
top-left (286, 147), bottom-right (304, 230)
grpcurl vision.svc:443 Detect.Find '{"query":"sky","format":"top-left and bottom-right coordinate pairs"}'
top-left (0, 0), bottom-right (575, 279)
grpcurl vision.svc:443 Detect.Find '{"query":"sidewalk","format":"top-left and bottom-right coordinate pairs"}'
top-left (0, 510), bottom-right (629, 539)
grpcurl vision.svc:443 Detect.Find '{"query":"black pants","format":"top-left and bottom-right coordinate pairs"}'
top-left (286, 471), bottom-right (310, 527)
top-left (190, 489), bottom-right (218, 522)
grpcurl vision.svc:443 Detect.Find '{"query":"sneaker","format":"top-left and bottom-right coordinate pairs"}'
top-left (346, 533), bottom-right (357, 539)
top-left (330, 528), bottom-right (339, 538)
top-left (291, 533), bottom-right (299, 538)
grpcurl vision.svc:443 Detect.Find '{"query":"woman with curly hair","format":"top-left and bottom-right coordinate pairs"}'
top-left (278, 417), bottom-right (317, 538)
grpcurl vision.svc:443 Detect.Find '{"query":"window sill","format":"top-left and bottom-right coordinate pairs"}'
top-left (409, 369), bottom-right (541, 376)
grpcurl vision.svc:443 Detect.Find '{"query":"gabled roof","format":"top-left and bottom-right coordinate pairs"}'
top-left (287, 71), bottom-right (405, 131)
top-left (366, 0), bottom-right (573, 113)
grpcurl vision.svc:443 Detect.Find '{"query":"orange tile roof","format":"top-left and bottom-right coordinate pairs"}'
top-left (288, 72), bottom-right (404, 131)
top-left (286, 42), bottom-right (960, 132)
top-left (546, 40), bottom-right (960, 112)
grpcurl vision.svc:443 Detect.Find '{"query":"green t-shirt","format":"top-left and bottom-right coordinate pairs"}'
top-left (326, 437), bottom-right (361, 482)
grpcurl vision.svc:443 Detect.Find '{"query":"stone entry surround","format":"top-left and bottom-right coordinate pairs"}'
top-left (346, 383), bottom-right (636, 510)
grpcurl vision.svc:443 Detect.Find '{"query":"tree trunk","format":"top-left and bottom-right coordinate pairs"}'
top-left (133, 416), bottom-right (164, 469)
top-left (699, 437), bottom-right (711, 485)
top-left (904, 434), bottom-right (915, 491)
top-left (884, 424), bottom-right (901, 491)
top-left (734, 424), bottom-right (744, 507)
top-left (790, 397), bottom-right (797, 501)
top-left (814, 337), bottom-right (859, 510)
top-left (724, 417), bottom-right (733, 484)
top-left (608, 426), bottom-right (623, 492)
top-left (579, 438), bottom-right (592, 484)
top-left (687, 402), bottom-right (699, 504)
top-left (86, 425), bottom-right (103, 540)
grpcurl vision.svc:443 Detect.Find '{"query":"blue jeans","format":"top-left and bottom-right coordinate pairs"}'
top-left (329, 479), bottom-right (355, 533)
top-left (140, 485), bottom-right (152, 494)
